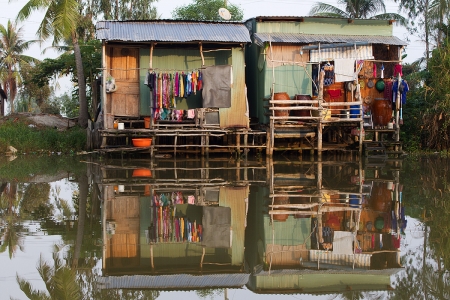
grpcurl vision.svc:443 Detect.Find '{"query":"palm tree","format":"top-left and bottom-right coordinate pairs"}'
top-left (16, 0), bottom-right (89, 128)
top-left (0, 20), bottom-right (38, 114)
top-left (309, 0), bottom-right (407, 26)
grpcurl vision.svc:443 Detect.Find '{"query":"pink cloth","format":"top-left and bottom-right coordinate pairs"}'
top-left (187, 109), bottom-right (195, 119)
top-left (188, 195), bottom-right (195, 204)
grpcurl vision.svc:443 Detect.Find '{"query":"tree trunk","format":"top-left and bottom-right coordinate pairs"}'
top-left (72, 173), bottom-right (88, 269)
top-left (72, 36), bottom-right (89, 128)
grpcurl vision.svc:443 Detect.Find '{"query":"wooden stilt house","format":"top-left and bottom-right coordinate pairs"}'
top-left (244, 16), bottom-right (408, 157)
top-left (95, 20), bottom-right (257, 155)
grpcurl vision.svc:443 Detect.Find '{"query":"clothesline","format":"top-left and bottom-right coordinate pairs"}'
top-left (98, 66), bottom-right (209, 72)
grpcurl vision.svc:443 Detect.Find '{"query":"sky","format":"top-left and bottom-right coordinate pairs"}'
top-left (0, 0), bottom-right (424, 99)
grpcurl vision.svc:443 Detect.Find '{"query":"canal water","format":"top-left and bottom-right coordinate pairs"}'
top-left (0, 155), bottom-right (448, 299)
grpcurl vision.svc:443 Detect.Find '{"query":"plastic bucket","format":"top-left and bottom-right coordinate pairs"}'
top-left (350, 105), bottom-right (360, 118)
top-left (144, 117), bottom-right (150, 128)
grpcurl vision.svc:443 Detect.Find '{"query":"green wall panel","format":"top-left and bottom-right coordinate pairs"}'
top-left (257, 19), bottom-right (393, 36)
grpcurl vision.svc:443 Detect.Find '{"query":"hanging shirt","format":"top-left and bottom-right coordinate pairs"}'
top-left (393, 79), bottom-right (409, 104)
top-left (180, 72), bottom-right (185, 97)
top-left (197, 71), bottom-right (203, 91)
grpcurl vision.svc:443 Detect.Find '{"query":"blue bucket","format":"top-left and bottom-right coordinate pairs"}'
top-left (349, 195), bottom-right (360, 207)
top-left (350, 105), bottom-right (360, 118)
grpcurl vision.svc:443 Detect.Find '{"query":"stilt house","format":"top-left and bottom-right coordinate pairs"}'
top-left (244, 16), bottom-right (408, 156)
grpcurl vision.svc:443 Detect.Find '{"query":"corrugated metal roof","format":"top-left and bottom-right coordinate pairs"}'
top-left (253, 268), bottom-right (403, 276)
top-left (253, 33), bottom-right (407, 47)
top-left (96, 20), bottom-right (251, 43)
top-left (98, 274), bottom-right (250, 289)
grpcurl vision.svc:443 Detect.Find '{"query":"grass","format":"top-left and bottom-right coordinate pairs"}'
top-left (0, 120), bottom-right (86, 154)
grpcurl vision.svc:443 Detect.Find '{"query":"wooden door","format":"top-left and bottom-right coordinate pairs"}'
top-left (108, 46), bottom-right (140, 117)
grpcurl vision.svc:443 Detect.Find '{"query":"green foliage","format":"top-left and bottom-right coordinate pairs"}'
top-left (309, 0), bottom-right (406, 26)
top-left (419, 39), bottom-right (450, 150)
top-left (172, 0), bottom-right (244, 21)
top-left (95, 0), bottom-right (159, 20)
top-left (0, 120), bottom-right (86, 154)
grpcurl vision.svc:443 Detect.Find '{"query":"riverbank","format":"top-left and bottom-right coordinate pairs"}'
top-left (0, 113), bottom-right (86, 154)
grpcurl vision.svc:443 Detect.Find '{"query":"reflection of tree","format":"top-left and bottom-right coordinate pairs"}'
top-left (393, 157), bottom-right (450, 297)
top-left (16, 244), bottom-right (160, 300)
top-left (0, 182), bottom-right (24, 258)
top-left (17, 245), bottom-right (81, 300)
top-left (329, 291), bottom-right (385, 300)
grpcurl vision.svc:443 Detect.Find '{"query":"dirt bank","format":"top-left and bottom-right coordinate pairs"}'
top-left (0, 113), bottom-right (76, 130)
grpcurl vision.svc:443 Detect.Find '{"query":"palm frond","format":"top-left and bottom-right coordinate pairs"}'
top-left (372, 13), bottom-right (408, 26)
top-left (16, 274), bottom-right (51, 300)
top-left (309, 2), bottom-right (349, 18)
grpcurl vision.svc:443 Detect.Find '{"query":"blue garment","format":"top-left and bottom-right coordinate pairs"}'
top-left (392, 79), bottom-right (409, 104)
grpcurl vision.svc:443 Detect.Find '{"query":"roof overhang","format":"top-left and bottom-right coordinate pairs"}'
top-left (253, 32), bottom-right (407, 47)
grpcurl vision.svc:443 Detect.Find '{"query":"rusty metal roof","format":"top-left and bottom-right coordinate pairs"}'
top-left (253, 32), bottom-right (407, 47)
top-left (96, 20), bottom-right (251, 43)
top-left (97, 274), bottom-right (250, 289)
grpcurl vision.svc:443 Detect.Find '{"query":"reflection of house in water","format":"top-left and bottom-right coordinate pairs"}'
top-left (95, 159), bottom-right (266, 290)
top-left (246, 160), bottom-right (405, 293)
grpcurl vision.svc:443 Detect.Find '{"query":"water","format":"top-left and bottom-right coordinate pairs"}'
top-left (0, 155), bottom-right (448, 300)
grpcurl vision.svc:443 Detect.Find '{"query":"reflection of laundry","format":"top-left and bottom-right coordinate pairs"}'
top-left (333, 231), bottom-right (353, 254)
top-left (188, 195), bottom-right (195, 204)
top-left (187, 109), bottom-right (195, 119)
top-left (323, 227), bottom-right (333, 243)
top-left (202, 206), bottom-right (231, 248)
top-left (334, 59), bottom-right (355, 82)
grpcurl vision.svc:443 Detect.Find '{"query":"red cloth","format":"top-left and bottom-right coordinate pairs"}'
top-left (327, 89), bottom-right (341, 100)
top-left (393, 64), bottom-right (403, 77)
top-left (384, 80), bottom-right (393, 102)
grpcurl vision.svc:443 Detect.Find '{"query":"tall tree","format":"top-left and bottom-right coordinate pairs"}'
top-left (16, 0), bottom-right (89, 128)
top-left (172, 0), bottom-right (244, 21)
top-left (309, 0), bottom-right (406, 26)
top-left (90, 0), bottom-right (159, 20)
top-left (0, 20), bottom-right (38, 114)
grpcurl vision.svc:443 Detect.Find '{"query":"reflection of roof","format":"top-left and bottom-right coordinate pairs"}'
top-left (96, 20), bottom-right (251, 43)
top-left (253, 33), bottom-right (407, 47)
top-left (98, 274), bottom-right (250, 290)
top-left (247, 268), bottom-right (402, 294)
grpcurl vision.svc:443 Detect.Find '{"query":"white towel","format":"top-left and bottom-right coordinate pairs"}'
top-left (334, 59), bottom-right (355, 82)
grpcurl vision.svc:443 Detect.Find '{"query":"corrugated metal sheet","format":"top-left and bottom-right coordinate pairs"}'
top-left (309, 249), bottom-right (371, 268)
top-left (253, 33), bottom-right (407, 47)
top-left (310, 45), bottom-right (374, 61)
top-left (96, 21), bottom-right (251, 43)
top-left (98, 274), bottom-right (250, 289)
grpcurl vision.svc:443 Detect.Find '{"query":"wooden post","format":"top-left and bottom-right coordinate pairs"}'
top-left (101, 41), bottom-right (108, 148)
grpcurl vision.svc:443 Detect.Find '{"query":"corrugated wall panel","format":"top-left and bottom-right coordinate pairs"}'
top-left (219, 47), bottom-right (249, 128)
top-left (257, 19), bottom-right (393, 36)
top-left (219, 186), bottom-right (249, 265)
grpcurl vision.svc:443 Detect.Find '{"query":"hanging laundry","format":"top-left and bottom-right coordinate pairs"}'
top-left (327, 89), bottom-right (341, 101)
top-left (334, 59), bottom-right (354, 82)
top-left (393, 79), bottom-right (409, 104)
top-left (202, 65), bottom-right (232, 108)
top-left (393, 64), bottom-right (403, 77)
